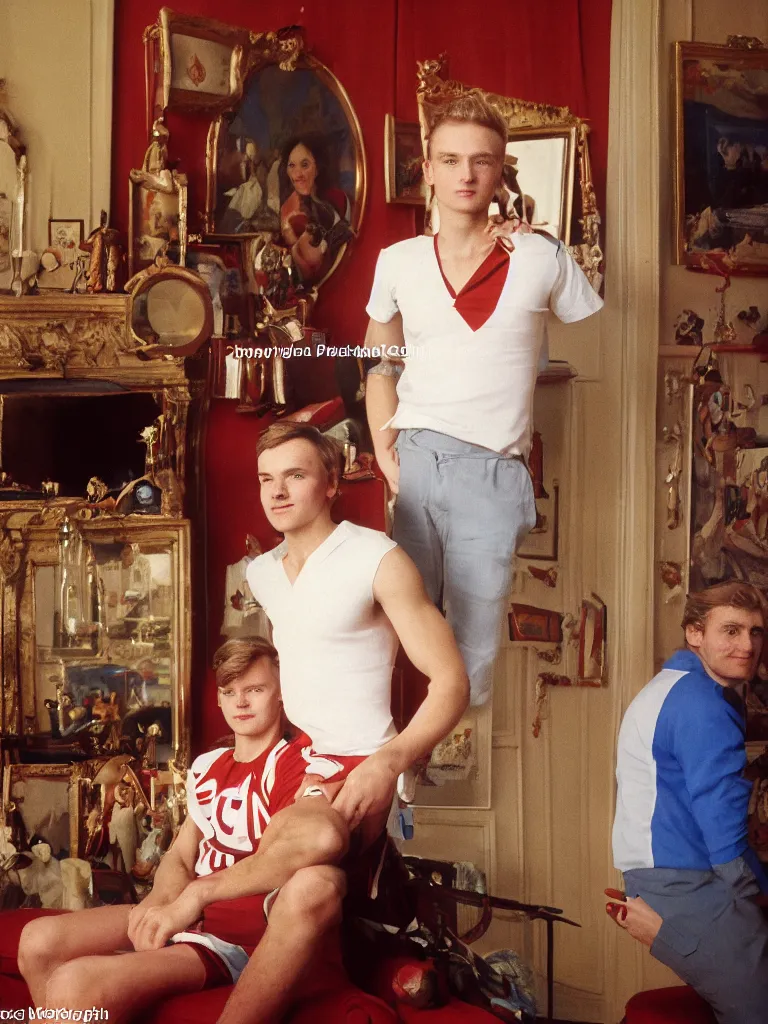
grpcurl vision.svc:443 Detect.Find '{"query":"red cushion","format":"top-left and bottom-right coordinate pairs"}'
top-left (0, 908), bottom-right (68, 977)
top-left (0, 974), bottom-right (30, 1011)
top-left (397, 999), bottom-right (499, 1022)
top-left (625, 986), bottom-right (716, 1023)
top-left (141, 985), bottom-right (397, 1024)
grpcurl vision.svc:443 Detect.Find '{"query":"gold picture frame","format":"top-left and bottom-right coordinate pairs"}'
top-left (673, 40), bottom-right (768, 274)
top-left (155, 7), bottom-right (250, 116)
top-left (203, 36), bottom-right (366, 243)
top-left (415, 56), bottom-right (603, 290)
top-left (384, 115), bottom-right (426, 206)
top-left (1, 761), bottom-right (89, 858)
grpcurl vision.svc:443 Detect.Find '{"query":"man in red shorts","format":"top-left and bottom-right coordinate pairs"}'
top-left (18, 637), bottom-right (352, 1023)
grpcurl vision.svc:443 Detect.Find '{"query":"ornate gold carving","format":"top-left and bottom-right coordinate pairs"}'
top-left (0, 295), bottom-right (188, 385)
top-left (245, 27), bottom-right (304, 74)
top-left (726, 35), bottom-right (766, 50)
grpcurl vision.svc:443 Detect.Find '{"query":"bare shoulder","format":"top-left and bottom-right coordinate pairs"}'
top-left (373, 545), bottom-right (424, 600)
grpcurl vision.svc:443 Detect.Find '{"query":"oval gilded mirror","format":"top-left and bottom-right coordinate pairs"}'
top-left (129, 267), bottom-right (214, 358)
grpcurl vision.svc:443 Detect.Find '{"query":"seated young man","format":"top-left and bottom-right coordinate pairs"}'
top-left (611, 582), bottom-right (768, 1024)
top-left (18, 638), bottom-right (351, 1024)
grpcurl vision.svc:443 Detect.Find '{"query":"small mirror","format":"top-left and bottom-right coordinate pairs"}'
top-left (505, 128), bottom-right (576, 243)
top-left (129, 267), bottom-right (214, 358)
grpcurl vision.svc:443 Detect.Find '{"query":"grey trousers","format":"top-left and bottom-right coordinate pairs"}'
top-left (393, 429), bottom-right (536, 706)
top-left (624, 862), bottom-right (768, 1024)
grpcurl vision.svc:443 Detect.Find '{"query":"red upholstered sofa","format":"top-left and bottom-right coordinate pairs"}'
top-left (623, 986), bottom-right (716, 1023)
top-left (0, 909), bottom-right (498, 1023)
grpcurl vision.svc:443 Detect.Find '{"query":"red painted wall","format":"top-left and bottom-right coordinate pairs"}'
top-left (111, 0), bottom-right (612, 752)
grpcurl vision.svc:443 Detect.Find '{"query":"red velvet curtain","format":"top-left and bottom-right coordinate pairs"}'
top-left (111, 0), bottom-right (612, 752)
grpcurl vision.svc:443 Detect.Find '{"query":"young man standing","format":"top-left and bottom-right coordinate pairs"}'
top-left (365, 95), bottom-right (603, 706)
top-left (612, 582), bottom-right (768, 1024)
top-left (246, 421), bottom-right (469, 835)
top-left (18, 638), bottom-right (353, 1024)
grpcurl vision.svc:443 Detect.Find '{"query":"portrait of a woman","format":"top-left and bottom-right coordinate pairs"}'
top-left (278, 133), bottom-right (353, 283)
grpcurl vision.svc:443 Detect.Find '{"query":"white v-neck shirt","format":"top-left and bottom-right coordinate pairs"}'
top-left (245, 521), bottom-right (399, 755)
top-left (366, 233), bottom-right (603, 455)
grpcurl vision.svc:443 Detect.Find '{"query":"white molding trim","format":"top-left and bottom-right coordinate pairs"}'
top-left (90, 0), bottom-right (115, 229)
top-left (602, 0), bottom-right (662, 1017)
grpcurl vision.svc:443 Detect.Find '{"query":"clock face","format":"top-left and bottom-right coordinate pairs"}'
top-left (135, 482), bottom-right (155, 506)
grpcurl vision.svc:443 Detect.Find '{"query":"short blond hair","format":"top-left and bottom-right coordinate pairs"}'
top-left (213, 637), bottom-right (278, 689)
top-left (256, 422), bottom-right (343, 481)
top-left (426, 94), bottom-right (508, 156)
top-left (682, 581), bottom-right (768, 633)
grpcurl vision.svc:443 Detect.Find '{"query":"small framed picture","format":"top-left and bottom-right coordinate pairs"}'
top-left (517, 483), bottom-right (560, 562)
top-left (385, 114), bottom-right (426, 205)
top-left (48, 218), bottom-right (84, 253)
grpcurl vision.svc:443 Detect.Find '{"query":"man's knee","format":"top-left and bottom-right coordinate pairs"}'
top-left (45, 959), bottom-right (106, 1008)
top-left (275, 865), bottom-right (346, 930)
top-left (267, 801), bottom-right (349, 864)
top-left (18, 916), bottom-right (65, 979)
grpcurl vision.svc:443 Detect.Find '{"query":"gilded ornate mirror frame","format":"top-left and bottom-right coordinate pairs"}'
top-left (416, 57), bottom-right (604, 290)
top-left (1, 512), bottom-right (191, 770)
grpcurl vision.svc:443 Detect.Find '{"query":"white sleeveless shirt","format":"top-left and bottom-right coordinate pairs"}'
top-left (245, 521), bottom-right (399, 755)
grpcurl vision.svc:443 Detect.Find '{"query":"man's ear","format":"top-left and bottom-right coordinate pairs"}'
top-left (685, 623), bottom-right (703, 651)
top-left (327, 470), bottom-right (340, 501)
top-left (423, 158), bottom-right (434, 187)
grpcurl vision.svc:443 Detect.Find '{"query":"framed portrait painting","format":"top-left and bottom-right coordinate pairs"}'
top-left (205, 51), bottom-right (366, 290)
top-left (384, 115), bottom-right (426, 205)
top-left (675, 41), bottom-right (768, 274)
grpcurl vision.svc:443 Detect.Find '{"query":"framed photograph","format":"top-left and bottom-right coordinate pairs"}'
top-left (48, 218), bottom-right (84, 253)
top-left (384, 115), bottom-right (426, 205)
top-left (674, 41), bottom-right (768, 274)
top-left (188, 240), bottom-right (250, 338)
top-left (204, 34), bottom-right (366, 293)
top-left (517, 483), bottom-right (559, 562)
top-left (413, 705), bottom-right (493, 810)
top-left (508, 603), bottom-right (563, 644)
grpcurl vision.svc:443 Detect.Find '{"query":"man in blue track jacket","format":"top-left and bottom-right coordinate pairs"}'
top-left (613, 581), bottom-right (768, 1024)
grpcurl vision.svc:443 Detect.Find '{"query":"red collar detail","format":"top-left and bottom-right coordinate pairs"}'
top-left (433, 234), bottom-right (511, 331)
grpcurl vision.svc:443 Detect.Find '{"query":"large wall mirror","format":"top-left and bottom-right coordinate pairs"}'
top-left (9, 515), bottom-right (190, 768)
top-left (416, 57), bottom-right (603, 290)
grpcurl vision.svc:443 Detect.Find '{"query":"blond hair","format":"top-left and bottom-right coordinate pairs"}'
top-left (213, 637), bottom-right (278, 689)
top-left (682, 581), bottom-right (768, 633)
top-left (426, 94), bottom-right (508, 156)
top-left (256, 422), bottom-right (343, 482)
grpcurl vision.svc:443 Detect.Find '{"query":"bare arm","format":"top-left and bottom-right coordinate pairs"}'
top-left (129, 799), bottom-right (348, 951)
top-left (374, 547), bottom-right (469, 771)
top-left (143, 814), bottom-right (200, 906)
top-left (365, 315), bottom-right (405, 494)
top-left (332, 548), bottom-right (469, 827)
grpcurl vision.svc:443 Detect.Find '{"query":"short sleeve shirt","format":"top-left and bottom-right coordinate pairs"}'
top-left (186, 737), bottom-right (308, 876)
top-left (366, 233), bottom-right (602, 455)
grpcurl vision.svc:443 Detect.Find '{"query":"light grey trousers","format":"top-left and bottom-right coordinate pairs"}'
top-left (393, 428), bottom-right (536, 706)
top-left (624, 862), bottom-right (768, 1024)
